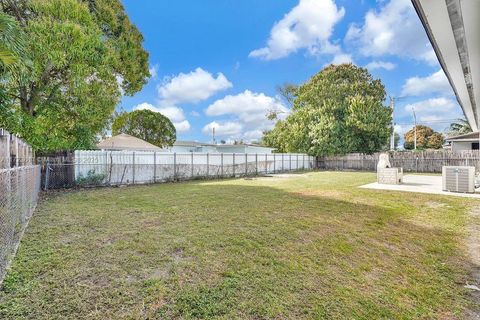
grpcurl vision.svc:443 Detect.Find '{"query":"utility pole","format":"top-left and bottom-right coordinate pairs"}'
top-left (412, 107), bottom-right (417, 150)
top-left (212, 127), bottom-right (216, 144)
top-left (390, 96), bottom-right (395, 151)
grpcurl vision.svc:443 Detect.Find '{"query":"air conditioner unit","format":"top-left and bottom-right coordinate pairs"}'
top-left (442, 166), bottom-right (476, 193)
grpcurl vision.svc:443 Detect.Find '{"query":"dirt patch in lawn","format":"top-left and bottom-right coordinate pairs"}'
top-left (293, 189), bottom-right (346, 199)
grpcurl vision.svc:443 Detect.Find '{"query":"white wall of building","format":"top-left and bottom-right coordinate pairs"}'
top-left (167, 144), bottom-right (275, 154)
top-left (169, 145), bottom-right (218, 153)
top-left (451, 141), bottom-right (477, 152)
top-left (215, 145), bottom-right (274, 154)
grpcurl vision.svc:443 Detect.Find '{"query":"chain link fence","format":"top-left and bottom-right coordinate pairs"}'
top-left (0, 165), bottom-right (41, 284)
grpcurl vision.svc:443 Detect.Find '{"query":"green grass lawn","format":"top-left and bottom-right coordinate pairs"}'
top-left (0, 172), bottom-right (478, 319)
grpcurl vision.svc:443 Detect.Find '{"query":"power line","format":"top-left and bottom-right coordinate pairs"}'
top-left (395, 119), bottom-right (459, 125)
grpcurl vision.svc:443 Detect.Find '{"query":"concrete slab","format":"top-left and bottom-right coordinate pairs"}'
top-left (360, 174), bottom-right (480, 199)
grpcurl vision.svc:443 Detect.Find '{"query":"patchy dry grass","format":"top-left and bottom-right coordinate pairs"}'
top-left (0, 172), bottom-right (478, 319)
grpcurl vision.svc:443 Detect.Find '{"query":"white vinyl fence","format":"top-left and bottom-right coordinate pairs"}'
top-left (68, 150), bottom-right (315, 187)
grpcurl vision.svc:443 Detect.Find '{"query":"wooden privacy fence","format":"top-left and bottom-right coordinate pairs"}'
top-left (317, 150), bottom-right (480, 173)
top-left (0, 129), bottom-right (34, 169)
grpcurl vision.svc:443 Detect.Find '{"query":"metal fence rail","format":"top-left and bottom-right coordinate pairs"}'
top-left (40, 151), bottom-right (316, 189)
top-left (0, 165), bottom-right (41, 284)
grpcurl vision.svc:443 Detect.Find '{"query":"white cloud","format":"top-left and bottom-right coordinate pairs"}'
top-left (394, 124), bottom-right (407, 136)
top-left (401, 98), bottom-right (463, 133)
top-left (149, 65), bottom-right (158, 78)
top-left (204, 90), bottom-right (289, 140)
top-left (328, 53), bottom-right (353, 65)
top-left (345, 0), bottom-right (436, 64)
top-left (243, 130), bottom-right (264, 140)
top-left (206, 90), bottom-right (288, 124)
top-left (249, 0), bottom-right (345, 60)
top-left (134, 103), bottom-right (190, 133)
top-left (156, 106), bottom-right (185, 123)
top-left (133, 102), bottom-right (156, 112)
top-left (202, 121), bottom-right (243, 136)
top-left (404, 98), bottom-right (457, 119)
top-left (158, 68), bottom-right (232, 104)
top-left (173, 120), bottom-right (191, 132)
top-left (365, 60), bottom-right (396, 71)
top-left (134, 103), bottom-right (184, 122)
top-left (401, 70), bottom-right (452, 97)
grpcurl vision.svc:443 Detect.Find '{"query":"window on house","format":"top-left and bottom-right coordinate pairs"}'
top-left (472, 142), bottom-right (479, 150)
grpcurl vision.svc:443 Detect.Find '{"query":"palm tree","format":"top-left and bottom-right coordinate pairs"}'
top-left (448, 118), bottom-right (472, 136)
top-left (0, 12), bottom-right (24, 70)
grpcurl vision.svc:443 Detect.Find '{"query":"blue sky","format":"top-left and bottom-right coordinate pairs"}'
top-left (120, 0), bottom-right (463, 143)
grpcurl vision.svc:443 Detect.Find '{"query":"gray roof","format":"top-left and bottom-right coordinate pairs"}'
top-left (173, 140), bottom-right (216, 147)
top-left (215, 144), bottom-right (275, 149)
top-left (173, 140), bottom-right (275, 149)
top-left (446, 131), bottom-right (479, 141)
top-left (97, 133), bottom-right (164, 151)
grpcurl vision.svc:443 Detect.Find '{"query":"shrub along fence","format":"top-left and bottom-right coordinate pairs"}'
top-left (317, 150), bottom-right (480, 173)
top-left (0, 129), bottom-right (41, 285)
top-left (39, 150), bottom-right (316, 189)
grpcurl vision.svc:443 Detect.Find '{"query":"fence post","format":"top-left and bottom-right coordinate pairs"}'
top-left (206, 153), bottom-right (209, 178)
top-left (14, 136), bottom-right (19, 167)
top-left (265, 154), bottom-right (268, 174)
top-left (221, 153), bottom-right (224, 178)
top-left (245, 153), bottom-right (248, 176)
top-left (153, 151), bottom-right (157, 183)
top-left (104, 151), bottom-right (108, 185)
top-left (0, 129), bottom-right (10, 169)
top-left (191, 152), bottom-right (194, 178)
top-left (273, 153), bottom-right (276, 173)
top-left (255, 153), bottom-right (258, 175)
top-left (173, 153), bottom-right (177, 181)
top-left (289, 154), bottom-right (292, 171)
top-left (132, 151), bottom-right (135, 184)
top-left (233, 153), bottom-right (235, 177)
top-left (44, 160), bottom-right (50, 190)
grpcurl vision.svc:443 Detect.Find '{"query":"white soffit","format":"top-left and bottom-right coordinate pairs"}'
top-left (412, 0), bottom-right (479, 132)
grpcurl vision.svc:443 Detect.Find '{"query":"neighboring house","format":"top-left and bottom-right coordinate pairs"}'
top-left (446, 132), bottom-right (480, 152)
top-left (96, 137), bottom-right (276, 154)
top-left (215, 144), bottom-right (275, 154)
top-left (97, 133), bottom-right (165, 151)
top-left (168, 141), bottom-right (218, 153)
top-left (168, 140), bottom-right (276, 154)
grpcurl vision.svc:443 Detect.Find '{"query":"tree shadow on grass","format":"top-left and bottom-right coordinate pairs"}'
top-left (0, 181), bottom-right (478, 319)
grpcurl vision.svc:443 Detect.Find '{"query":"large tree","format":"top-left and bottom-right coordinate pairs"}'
top-left (448, 118), bottom-right (472, 136)
top-left (0, 11), bottom-right (26, 105)
top-left (112, 109), bottom-right (176, 148)
top-left (0, 0), bottom-right (150, 151)
top-left (404, 125), bottom-right (444, 150)
top-left (263, 64), bottom-right (392, 155)
top-left (0, 12), bottom-right (24, 68)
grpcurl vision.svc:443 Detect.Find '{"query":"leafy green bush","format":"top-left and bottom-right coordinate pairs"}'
top-left (75, 170), bottom-right (106, 186)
